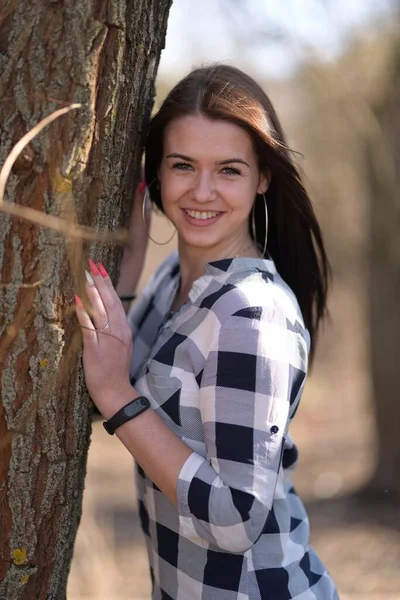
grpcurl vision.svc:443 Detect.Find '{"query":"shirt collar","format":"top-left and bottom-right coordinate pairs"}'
top-left (188, 255), bottom-right (277, 303)
top-left (204, 255), bottom-right (276, 276)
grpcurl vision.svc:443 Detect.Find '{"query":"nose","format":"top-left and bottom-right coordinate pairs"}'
top-left (191, 172), bottom-right (216, 204)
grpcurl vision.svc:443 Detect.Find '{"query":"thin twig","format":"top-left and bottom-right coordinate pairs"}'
top-left (0, 104), bottom-right (129, 244)
top-left (0, 276), bottom-right (49, 289)
top-left (0, 93), bottom-right (91, 106)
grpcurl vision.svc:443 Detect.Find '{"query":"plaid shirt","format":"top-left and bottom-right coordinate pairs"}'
top-left (128, 252), bottom-right (338, 600)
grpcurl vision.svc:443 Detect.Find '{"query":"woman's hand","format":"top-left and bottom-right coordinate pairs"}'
top-left (75, 259), bottom-right (135, 419)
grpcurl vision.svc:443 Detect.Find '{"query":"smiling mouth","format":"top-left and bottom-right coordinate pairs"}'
top-left (184, 209), bottom-right (222, 220)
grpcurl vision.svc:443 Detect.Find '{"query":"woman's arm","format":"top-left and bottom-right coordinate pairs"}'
top-left (116, 181), bottom-right (150, 313)
top-left (94, 384), bottom-right (193, 507)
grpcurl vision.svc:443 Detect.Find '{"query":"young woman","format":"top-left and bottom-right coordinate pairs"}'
top-left (75, 65), bottom-right (339, 599)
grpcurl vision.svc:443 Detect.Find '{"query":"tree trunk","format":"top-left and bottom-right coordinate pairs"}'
top-left (0, 1), bottom-right (172, 598)
top-left (366, 39), bottom-right (400, 501)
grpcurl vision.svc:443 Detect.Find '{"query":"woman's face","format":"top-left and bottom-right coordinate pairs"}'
top-left (158, 114), bottom-right (268, 256)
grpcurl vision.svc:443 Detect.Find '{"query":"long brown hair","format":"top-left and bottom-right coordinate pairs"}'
top-left (144, 64), bottom-right (330, 358)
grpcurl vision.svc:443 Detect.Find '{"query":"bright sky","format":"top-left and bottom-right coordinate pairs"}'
top-left (158, 0), bottom-right (394, 80)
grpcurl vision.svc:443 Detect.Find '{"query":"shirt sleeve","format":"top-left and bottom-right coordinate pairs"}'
top-left (176, 305), bottom-right (308, 553)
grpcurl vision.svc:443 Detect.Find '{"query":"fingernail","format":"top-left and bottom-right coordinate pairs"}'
top-left (98, 262), bottom-right (108, 278)
top-left (138, 181), bottom-right (146, 193)
top-left (74, 294), bottom-right (83, 308)
top-left (85, 270), bottom-right (95, 286)
top-left (88, 258), bottom-right (99, 276)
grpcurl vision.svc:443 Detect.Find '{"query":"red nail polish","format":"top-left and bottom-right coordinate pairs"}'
top-left (75, 294), bottom-right (83, 307)
top-left (138, 181), bottom-right (146, 193)
top-left (98, 262), bottom-right (108, 278)
top-left (88, 258), bottom-right (99, 276)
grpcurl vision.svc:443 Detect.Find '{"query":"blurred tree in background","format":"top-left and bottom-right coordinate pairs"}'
top-left (295, 24), bottom-right (400, 502)
top-left (366, 31), bottom-right (400, 501)
top-left (0, 1), bottom-right (171, 598)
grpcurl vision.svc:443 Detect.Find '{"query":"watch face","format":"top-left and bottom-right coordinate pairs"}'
top-left (125, 398), bottom-right (148, 417)
top-left (125, 403), bottom-right (138, 418)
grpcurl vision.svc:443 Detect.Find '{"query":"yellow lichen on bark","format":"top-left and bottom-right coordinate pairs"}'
top-left (12, 548), bottom-right (27, 565)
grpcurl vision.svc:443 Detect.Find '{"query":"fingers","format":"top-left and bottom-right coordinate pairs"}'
top-left (87, 259), bottom-right (127, 330)
top-left (75, 294), bottom-right (98, 346)
top-left (85, 266), bottom-right (109, 331)
top-left (75, 259), bottom-right (132, 353)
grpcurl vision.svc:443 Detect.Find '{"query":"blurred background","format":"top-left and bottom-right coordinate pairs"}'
top-left (68, 1), bottom-right (400, 598)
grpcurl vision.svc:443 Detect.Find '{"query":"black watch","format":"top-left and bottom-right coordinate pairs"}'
top-left (103, 396), bottom-right (151, 435)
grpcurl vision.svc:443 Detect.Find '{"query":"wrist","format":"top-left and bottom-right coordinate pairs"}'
top-left (103, 395), bottom-right (151, 435)
top-left (116, 282), bottom-right (139, 299)
top-left (94, 385), bottom-right (141, 421)
top-left (117, 291), bottom-right (137, 300)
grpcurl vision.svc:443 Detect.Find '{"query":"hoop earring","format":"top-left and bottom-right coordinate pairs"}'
top-left (251, 193), bottom-right (268, 257)
top-left (142, 181), bottom-right (176, 246)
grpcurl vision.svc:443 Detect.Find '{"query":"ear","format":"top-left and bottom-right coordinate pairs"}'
top-left (257, 169), bottom-right (271, 195)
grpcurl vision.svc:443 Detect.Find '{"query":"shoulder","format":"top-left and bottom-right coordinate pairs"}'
top-left (198, 258), bottom-right (306, 332)
top-left (191, 258), bottom-right (310, 368)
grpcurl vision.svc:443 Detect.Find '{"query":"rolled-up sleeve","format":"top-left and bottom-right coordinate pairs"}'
top-left (176, 305), bottom-right (308, 552)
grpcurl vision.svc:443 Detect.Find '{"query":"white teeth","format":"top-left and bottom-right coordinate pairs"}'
top-left (185, 210), bottom-right (220, 220)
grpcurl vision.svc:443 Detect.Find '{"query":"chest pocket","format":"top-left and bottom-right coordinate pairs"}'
top-left (146, 371), bottom-right (182, 428)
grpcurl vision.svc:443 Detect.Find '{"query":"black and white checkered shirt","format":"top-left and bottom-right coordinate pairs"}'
top-left (128, 252), bottom-right (338, 600)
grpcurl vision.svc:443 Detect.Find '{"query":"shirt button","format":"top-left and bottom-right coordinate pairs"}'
top-left (270, 425), bottom-right (279, 434)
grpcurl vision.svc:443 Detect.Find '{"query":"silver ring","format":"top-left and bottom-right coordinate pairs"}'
top-left (98, 320), bottom-right (110, 333)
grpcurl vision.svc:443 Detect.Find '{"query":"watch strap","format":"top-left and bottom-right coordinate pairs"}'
top-left (103, 396), bottom-right (150, 435)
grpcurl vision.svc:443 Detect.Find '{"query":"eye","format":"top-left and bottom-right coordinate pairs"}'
top-left (221, 166), bottom-right (242, 176)
top-left (172, 162), bottom-right (193, 171)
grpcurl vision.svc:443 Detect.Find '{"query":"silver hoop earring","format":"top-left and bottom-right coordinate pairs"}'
top-left (251, 193), bottom-right (268, 257)
top-left (142, 180), bottom-right (176, 246)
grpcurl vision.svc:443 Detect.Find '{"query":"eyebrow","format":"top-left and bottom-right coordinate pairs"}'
top-left (166, 153), bottom-right (250, 168)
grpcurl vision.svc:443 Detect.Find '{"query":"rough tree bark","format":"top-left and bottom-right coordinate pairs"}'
top-left (0, 1), bottom-right (172, 598)
top-left (366, 37), bottom-right (400, 501)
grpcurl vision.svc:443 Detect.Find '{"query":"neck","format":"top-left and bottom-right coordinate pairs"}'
top-left (177, 235), bottom-right (261, 299)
